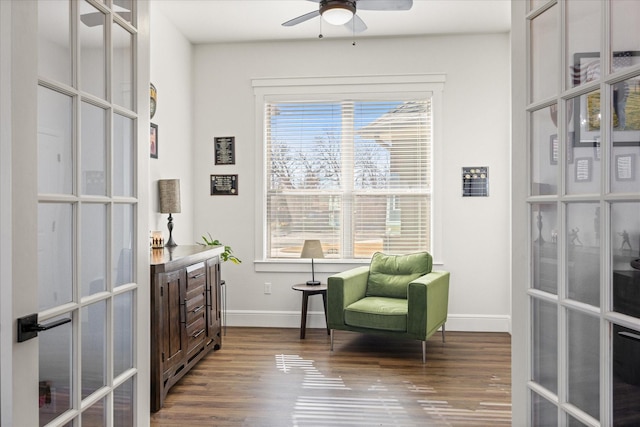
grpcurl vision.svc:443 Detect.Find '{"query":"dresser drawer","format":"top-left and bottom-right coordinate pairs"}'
top-left (186, 262), bottom-right (206, 292)
top-left (186, 314), bottom-right (206, 354)
top-left (184, 292), bottom-right (205, 324)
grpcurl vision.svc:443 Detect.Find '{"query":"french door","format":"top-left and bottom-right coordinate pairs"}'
top-left (2, 1), bottom-right (150, 425)
top-left (513, 0), bottom-right (640, 425)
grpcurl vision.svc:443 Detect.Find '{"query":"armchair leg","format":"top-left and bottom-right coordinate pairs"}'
top-left (330, 329), bottom-right (334, 351)
top-left (422, 341), bottom-right (426, 364)
top-left (442, 323), bottom-right (446, 343)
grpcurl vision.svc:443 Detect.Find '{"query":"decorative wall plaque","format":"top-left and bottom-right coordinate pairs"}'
top-left (214, 136), bottom-right (235, 165)
top-left (462, 166), bottom-right (489, 197)
top-left (210, 174), bottom-right (238, 195)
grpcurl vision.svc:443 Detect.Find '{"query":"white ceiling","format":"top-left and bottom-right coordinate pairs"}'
top-left (154, 0), bottom-right (511, 44)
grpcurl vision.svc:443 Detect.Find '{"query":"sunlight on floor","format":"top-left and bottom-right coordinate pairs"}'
top-left (276, 353), bottom-right (512, 426)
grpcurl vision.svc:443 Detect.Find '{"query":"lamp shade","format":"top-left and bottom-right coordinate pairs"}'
top-left (158, 179), bottom-right (181, 213)
top-left (300, 239), bottom-right (324, 259)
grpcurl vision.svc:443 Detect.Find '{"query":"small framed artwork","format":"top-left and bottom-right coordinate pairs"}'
top-left (615, 153), bottom-right (636, 181)
top-left (210, 174), bottom-right (238, 195)
top-left (575, 157), bottom-right (592, 182)
top-left (550, 134), bottom-right (559, 165)
top-left (150, 123), bottom-right (158, 159)
top-left (550, 132), bottom-right (574, 164)
top-left (461, 166), bottom-right (489, 197)
top-left (215, 136), bottom-right (235, 165)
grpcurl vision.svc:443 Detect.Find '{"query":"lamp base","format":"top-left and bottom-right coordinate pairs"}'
top-left (306, 280), bottom-right (321, 286)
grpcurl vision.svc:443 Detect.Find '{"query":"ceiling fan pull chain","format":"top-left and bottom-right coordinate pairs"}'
top-left (352, 15), bottom-right (356, 46)
top-left (319, 17), bottom-right (323, 38)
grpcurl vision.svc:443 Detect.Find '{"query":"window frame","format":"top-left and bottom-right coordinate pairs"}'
top-left (252, 75), bottom-right (445, 272)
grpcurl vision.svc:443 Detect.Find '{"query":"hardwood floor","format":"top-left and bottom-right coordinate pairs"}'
top-left (150, 327), bottom-right (511, 426)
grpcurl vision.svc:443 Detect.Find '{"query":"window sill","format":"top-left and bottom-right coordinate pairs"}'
top-left (253, 258), bottom-right (444, 273)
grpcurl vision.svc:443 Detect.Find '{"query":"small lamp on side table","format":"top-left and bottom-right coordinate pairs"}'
top-left (158, 179), bottom-right (181, 247)
top-left (300, 239), bottom-right (324, 286)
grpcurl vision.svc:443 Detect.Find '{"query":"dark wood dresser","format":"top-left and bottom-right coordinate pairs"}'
top-left (150, 245), bottom-right (224, 412)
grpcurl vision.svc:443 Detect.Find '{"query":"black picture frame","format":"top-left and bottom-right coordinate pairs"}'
top-left (572, 51), bottom-right (640, 147)
top-left (210, 174), bottom-right (238, 195)
top-left (150, 123), bottom-right (158, 159)
top-left (214, 136), bottom-right (236, 165)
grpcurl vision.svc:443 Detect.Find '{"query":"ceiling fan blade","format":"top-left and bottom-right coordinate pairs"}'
top-left (357, 0), bottom-right (413, 11)
top-left (282, 10), bottom-right (321, 27)
top-left (345, 14), bottom-right (367, 33)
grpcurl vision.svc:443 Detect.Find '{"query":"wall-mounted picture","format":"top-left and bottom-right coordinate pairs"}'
top-left (150, 123), bottom-right (158, 159)
top-left (210, 174), bottom-right (238, 195)
top-left (214, 136), bottom-right (235, 165)
top-left (573, 51), bottom-right (640, 147)
top-left (549, 132), bottom-right (574, 164)
top-left (615, 153), bottom-right (636, 181)
top-left (575, 157), bottom-right (592, 182)
top-left (550, 134), bottom-right (559, 165)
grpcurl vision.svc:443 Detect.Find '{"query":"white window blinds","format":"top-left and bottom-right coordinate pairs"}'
top-left (265, 99), bottom-right (431, 259)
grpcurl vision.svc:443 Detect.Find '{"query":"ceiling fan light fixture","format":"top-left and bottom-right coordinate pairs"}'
top-left (321, 1), bottom-right (356, 26)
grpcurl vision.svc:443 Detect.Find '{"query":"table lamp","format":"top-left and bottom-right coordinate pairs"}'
top-left (158, 179), bottom-right (181, 247)
top-left (300, 239), bottom-right (324, 286)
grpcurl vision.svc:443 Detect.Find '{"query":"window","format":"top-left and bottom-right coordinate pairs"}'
top-left (254, 75), bottom-right (442, 261)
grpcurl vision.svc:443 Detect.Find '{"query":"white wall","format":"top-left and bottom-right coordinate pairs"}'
top-left (188, 33), bottom-right (512, 332)
top-left (149, 6), bottom-right (194, 245)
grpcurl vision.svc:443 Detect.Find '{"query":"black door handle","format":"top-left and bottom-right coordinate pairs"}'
top-left (17, 313), bottom-right (71, 343)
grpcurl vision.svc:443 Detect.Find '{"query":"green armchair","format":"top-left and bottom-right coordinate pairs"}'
top-left (327, 251), bottom-right (450, 363)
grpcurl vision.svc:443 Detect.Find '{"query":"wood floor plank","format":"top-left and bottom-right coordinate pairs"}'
top-left (150, 327), bottom-right (511, 426)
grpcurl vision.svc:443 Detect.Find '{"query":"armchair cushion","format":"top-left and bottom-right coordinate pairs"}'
top-left (345, 297), bottom-right (407, 332)
top-left (366, 251), bottom-right (433, 298)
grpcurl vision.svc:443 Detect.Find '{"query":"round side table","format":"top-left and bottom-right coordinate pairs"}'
top-left (291, 283), bottom-right (329, 339)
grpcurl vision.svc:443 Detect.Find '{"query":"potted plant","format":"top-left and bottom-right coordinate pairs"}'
top-left (199, 233), bottom-right (241, 264)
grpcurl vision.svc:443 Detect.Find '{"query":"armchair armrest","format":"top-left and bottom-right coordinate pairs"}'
top-left (407, 270), bottom-right (450, 339)
top-left (327, 266), bottom-right (369, 328)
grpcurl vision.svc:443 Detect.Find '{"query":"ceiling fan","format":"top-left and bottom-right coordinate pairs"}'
top-left (282, 0), bottom-right (414, 34)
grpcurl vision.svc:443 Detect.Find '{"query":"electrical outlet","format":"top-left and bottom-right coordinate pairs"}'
top-left (264, 282), bottom-right (272, 294)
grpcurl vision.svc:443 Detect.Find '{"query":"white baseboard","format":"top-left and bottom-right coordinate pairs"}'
top-left (224, 310), bottom-right (511, 333)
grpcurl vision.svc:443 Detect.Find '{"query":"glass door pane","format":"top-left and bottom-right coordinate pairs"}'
top-left (38, 203), bottom-right (73, 311)
top-left (531, 106), bottom-right (559, 195)
top-left (38, 0), bottom-right (71, 85)
top-left (81, 203), bottom-right (107, 297)
top-left (113, 24), bottom-right (133, 110)
top-left (530, 6), bottom-right (559, 102)
top-left (566, 0), bottom-right (600, 90)
top-left (532, 298), bottom-right (558, 394)
top-left (566, 203), bottom-right (600, 306)
top-left (567, 310), bottom-right (600, 420)
top-left (38, 315), bottom-right (72, 426)
top-left (37, 86), bottom-right (73, 195)
top-left (80, 1), bottom-right (105, 99)
top-left (81, 102), bottom-right (106, 196)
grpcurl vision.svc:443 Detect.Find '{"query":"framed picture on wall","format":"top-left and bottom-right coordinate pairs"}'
top-left (150, 123), bottom-right (158, 159)
top-left (615, 153), bottom-right (636, 181)
top-left (550, 134), bottom-right (559, 165)
top-left (572, 51), bottom-right (640, 147)
top-left (549, 132), bottom-right (574, 164)
top-left (214, 136), bottom-right (235, 165)
top-left (575, 157), bottom-right (592, 182)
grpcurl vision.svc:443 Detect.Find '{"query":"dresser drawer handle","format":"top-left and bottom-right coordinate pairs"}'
top-left (192, 305), bottom-right (204, 314)
top-left (192, 329), bottom-right (205, 339)
top-left (190, 273), bottom-right (205, 279)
